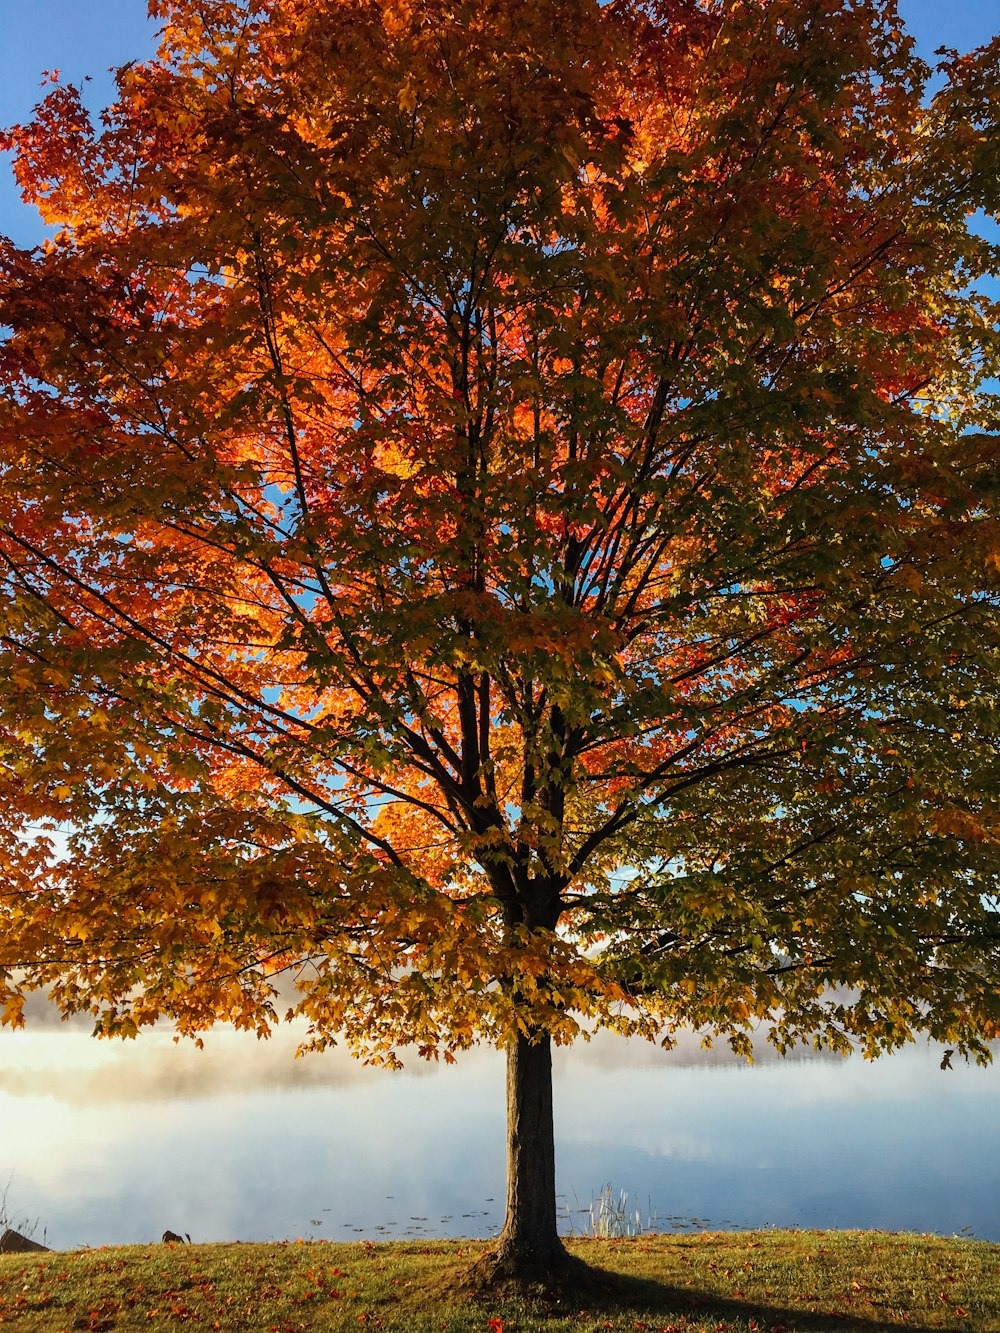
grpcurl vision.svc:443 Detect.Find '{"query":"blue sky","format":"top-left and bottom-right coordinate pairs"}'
top-left (0, 0), bottom-right (998, 245)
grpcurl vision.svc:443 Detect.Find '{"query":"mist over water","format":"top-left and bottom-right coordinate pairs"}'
top-left (1, 1024), bottom-right (997, 1250)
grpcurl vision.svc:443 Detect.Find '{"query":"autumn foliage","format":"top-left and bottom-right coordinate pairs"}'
top-left (0, 0), bottom-right (998, 1277)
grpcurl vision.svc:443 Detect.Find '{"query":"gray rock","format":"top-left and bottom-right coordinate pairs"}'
top-left (0, 1228), bottom-right (49, 1254)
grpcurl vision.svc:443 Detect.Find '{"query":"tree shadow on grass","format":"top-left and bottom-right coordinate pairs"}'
top-left (513, 1268), bottom-right (973, 1333)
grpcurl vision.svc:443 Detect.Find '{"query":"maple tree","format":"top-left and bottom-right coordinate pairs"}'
top-left (1, 0), bottom-right (998, 1286)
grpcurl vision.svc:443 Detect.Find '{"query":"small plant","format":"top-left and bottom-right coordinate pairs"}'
top-left (569, 1183), bottom-right (658, 1239)
top-left (0, 1171), bottom-right (46, 1248)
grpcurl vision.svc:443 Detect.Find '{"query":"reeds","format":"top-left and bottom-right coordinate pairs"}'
top-left (563, 1183), bottom-right (658, 1239)
top-left (0, 1172), bottom-right (46, 1248)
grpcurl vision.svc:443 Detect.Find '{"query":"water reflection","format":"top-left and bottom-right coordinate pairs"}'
top-left (1, 1024), bottom-right (996, 1249)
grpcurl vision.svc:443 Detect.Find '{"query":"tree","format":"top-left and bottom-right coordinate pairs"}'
top-left (1, 0), bottom-right (998, 1287)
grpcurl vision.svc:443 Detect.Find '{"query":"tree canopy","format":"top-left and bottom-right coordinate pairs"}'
top-left (1, 0), bottom-right (998, 1281)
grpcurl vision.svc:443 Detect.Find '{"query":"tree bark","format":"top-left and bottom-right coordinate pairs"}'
top-left (489, 1028), bottom-right (569, 1278)
top-left (462, 1027), bottom-right (608, 1293)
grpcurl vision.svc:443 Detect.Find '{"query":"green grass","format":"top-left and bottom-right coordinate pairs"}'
top-left (1, 1230), bottom-right (998, 1332)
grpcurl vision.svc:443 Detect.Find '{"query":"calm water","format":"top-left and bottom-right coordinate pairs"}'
top-left (1, 1022), bottom-right (997, 1250)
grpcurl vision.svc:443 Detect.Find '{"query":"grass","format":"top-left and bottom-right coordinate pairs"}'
top-left (0, 1229), bottom-right (997, 1332)
top-left (0, 1173), bottom-right (47, 1252)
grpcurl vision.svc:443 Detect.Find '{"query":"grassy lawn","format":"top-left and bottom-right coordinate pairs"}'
top-left (1, 1229), bottom-right (997, 1332)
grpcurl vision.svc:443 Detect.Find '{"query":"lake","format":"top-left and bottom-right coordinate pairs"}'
top-left (1, 1022), bottom-right (997, 1250)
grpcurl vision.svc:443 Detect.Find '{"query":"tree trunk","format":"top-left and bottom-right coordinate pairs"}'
top-left (465, 1028), bottom-right (605, 1294)
top-left (488, 1028), bottom-right (569, 1279)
